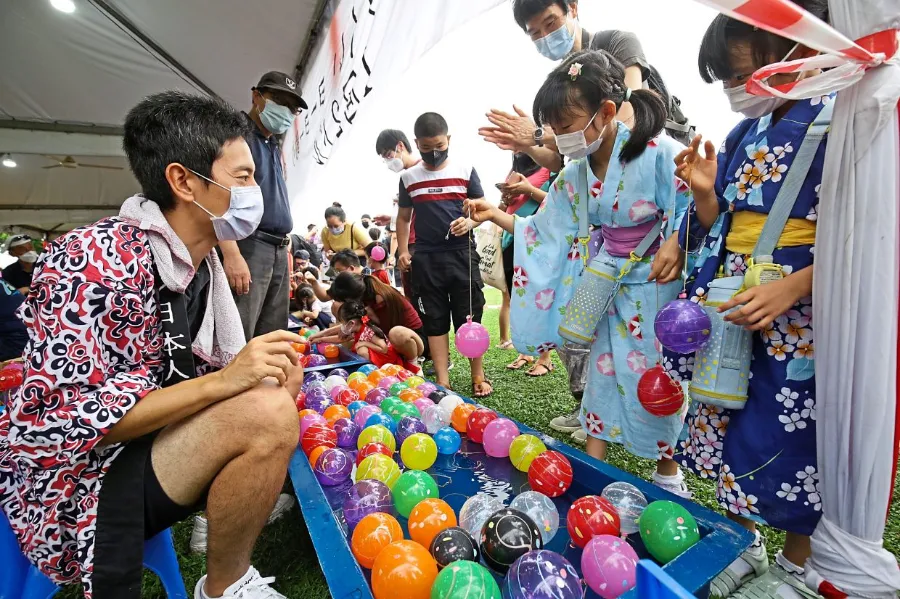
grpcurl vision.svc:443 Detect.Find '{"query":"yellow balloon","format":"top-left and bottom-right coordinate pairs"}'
top-left (400, 433), bottom-right (438, 471)
top-left (405, 376), bottom-right (426, 388)
top-left (509, 434), bottom-right (547, 472)
top-left (357, 454), bottom-right (401, 489)
top-left (358, 424), bottom-right (397, 452)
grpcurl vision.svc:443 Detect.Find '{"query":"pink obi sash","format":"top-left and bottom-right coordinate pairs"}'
top-left (599, 220), bottom-right (662, 258)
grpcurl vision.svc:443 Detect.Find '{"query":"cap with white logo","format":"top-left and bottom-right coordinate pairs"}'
top-left (254, 71), bottom-right (307, 110)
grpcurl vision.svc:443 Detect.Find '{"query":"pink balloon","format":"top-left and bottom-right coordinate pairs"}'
top-left (455, 317), bottom-right (490, 359)
top-left (377, 375), bottom-right (400, 390)
top-left (581, 535), bottom-right (639, 598)
top-left (371, 245), bottom-right (387, 261)
top-left (330, 384), bottom-right (350, 401)
top-left (482, 418), bottom-right (520, 458)
top-left (354, 405), bottom-right (382, 429)
top-left (413, 398), bottom-right (433, 415)
top-left (300, 413), bottom-right (327, 439)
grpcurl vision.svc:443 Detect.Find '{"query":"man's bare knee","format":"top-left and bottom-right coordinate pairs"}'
top-left (248, 387), bottom-right (299, 452)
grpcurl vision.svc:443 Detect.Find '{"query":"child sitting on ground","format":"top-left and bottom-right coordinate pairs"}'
top-left (319, 300), bottom-right (420, 373)
top-left (365, 242), bottom-right (392, 286)
top-left (291, 285), bottom-right (333, 330)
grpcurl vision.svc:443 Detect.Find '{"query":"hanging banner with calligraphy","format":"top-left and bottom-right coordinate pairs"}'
top-left (282, 0), bottom-right (504, 202)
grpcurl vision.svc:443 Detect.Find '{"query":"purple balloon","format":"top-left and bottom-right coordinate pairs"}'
top-left (365, 387), bottom-right (389, 405)
top-left (354, 405), bottom-right (382, 429)
top-left (503, 550), bottom-right (582, 599)
top-left (329, 368), bottom-right (350, 379)
top-left (396, 416), bottom-right (427, 445)
top-left (377, 375), bottom-right (400, 390)
top-left (343, 479), bottom-right (393, 529)
top-left (581, 535), bottom-right (638, 598)
top-left (330, 384), bottom-right (350, 401)
top-left (334, 418), bottom-right (361, 448)
top-left (417, 382), bottom-right (438, 397)
top-left (307, 354), bottom-right (328, 367)
top-left (314, 448), bottom-right (353, 486)
top-left (305, 393), bottom-right (333, 415)
top-left (483, 418), bottom-right (520, 458)
top-left (304, 371), bottom-right (326, 384)
top-left (654, 299), bottom-right (712, 354)
top-left (300, 413), bottom-right (327, 438)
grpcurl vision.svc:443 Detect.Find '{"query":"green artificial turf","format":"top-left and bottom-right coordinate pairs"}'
top-left (59, 288), bottom-right (899, 597)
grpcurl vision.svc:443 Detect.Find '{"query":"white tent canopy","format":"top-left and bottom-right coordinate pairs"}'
top-left (0, 0), bottom-right (322, 236)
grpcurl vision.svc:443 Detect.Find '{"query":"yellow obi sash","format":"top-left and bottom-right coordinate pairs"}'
top-left (725, 211), bottom-right (817, 255)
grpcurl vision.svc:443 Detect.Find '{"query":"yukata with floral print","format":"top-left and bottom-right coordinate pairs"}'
top-left (510, 122), bottom-right (691, 461)
top-left (667, 95), bottom-right (831, 537)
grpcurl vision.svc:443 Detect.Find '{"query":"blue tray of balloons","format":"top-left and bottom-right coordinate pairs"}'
top-left (303, 346), bottom-right (368, 374)
top-left (288, 365), bottom-right (753, 599)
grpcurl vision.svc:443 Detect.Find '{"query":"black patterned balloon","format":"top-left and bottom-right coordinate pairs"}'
top-left (428, 390), bottom-right (448, 403)
top-left (429, 526), bottom-right (480, 569)
top-left (480, 508), bottom-right (543, 574)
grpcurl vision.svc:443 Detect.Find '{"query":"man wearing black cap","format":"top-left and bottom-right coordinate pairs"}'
top-left (219, 71), bottom-right (307, 344)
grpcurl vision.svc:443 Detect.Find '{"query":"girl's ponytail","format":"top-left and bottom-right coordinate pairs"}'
top-left (620, 88), bottom-right (667, 163)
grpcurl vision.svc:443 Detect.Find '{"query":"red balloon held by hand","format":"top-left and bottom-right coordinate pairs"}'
top-left (637, 365), bottom-right (684, 417)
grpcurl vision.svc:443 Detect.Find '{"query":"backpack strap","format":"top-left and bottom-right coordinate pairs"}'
top-left (754, 101), bottom-right (833, 258)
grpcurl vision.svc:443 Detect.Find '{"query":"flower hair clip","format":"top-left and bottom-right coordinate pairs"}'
top-left (362, 315), bottom-right (370, 324)
top-left (568, 62), bottom-right (583, 80)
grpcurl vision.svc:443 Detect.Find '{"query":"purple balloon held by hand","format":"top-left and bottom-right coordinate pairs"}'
top-left (654, 299), bottom-right (712, 354)
top-left (343, 479), bottom-right (393, 529)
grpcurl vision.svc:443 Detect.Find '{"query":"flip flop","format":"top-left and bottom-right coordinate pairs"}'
top-left (473, 378), bottom-right (493, 398)
top-left (526, 363), bottom-right (554, 377)
top-left (506, 356), bottom-right (533, 370)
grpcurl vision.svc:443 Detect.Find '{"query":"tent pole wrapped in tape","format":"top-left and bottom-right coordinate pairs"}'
top-left (690, 1), bottom-right (900, 598)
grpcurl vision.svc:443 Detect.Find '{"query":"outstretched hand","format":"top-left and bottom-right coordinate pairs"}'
top-left (674, 135), bottom-right (718, 198)
top-left (463, 199), bottom-right (497, 224)
top-left (479, 105), bottom-right (536, 152)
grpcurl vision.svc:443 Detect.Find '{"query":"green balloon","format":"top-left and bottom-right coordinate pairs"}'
top-left (392, 470), bottom-right (439, 518)
top-left (380, 397), bottom-right (402, 413)
top-left (430, 561), bottom-right (500, 599)
top-left (389, 381), bottom-right (410, 396)
top-left (391, 402), bottom-right (421, 423)
top-left (638, 500), bottom-right (701, 564)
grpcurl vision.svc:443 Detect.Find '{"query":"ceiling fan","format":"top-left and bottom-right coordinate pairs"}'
top-left (42, 155), bottom-right (124, 171)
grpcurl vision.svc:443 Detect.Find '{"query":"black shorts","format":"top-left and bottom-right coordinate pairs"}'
top-left (411, 247), bottom-right (485, 338)
top-left (93, 434), bottom-right (206, 598)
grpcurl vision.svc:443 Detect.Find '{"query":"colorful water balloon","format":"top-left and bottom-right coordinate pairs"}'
top-left (400, 433), bottom-right (438, 471)
top-left (408, 499), bottom-right (457, 548)
top-left (433, 427), bottom-right (462, 455)
top-left (482, 418), bottom-right (520, 458)
top-left (357, 424), bottom-right (396, 452)
top-left (581, 535), bottom-right (639, 598)
top-left (455, 316), bottom-right (490, 358)
top-left (451, 403), bottom-right (478, 433)
top-left (510, 491), bottom-right (559, 544)
top-left (503, 551), bottom-right (582, 599)
top-left (567, 496), bottom-right (621, 549)
top-left (638, 501), bottom-right (700, 564)
top-left (356, 453), bottom-right (401, 489)
top-left (343, 479), bottom-right (393, 529)
top-left (601, 482), bottom-right (648, 536)
top-left (654, 299), bottom-right (712, 354)
top-left (430, 561), bottom-right (500, 599)
top-left (459, 494), bottom-right (505, 538)
top-left (467, 408), bottom-right (498, 444)
top-left (509, 435), bottom-right (547, 472)
top-left (371, 540), bottom-right (437, 599)
top-left (392, 470), bottom-right (439, 518)
top-left (351, 512), bottom-right (403, 569)
top-left (429, 526), bottom-right (480, 569)
top-left (314, 448), bottom-right (353, 486)
top-left (527, 451), bottom-right (573, 498)
top-left (480, 508), bottom-right (543, 574)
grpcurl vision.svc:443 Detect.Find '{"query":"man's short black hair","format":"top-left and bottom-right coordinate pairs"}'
top-left (332, 249), bottom-right (361, 269)
top-left (414, 113), bottom-right (449, 139)
top-left (123, 91), bottom-right (249, 211)
top-left (307, 223), bottom-right (316, 231)
top-left (375, 129), bottom-right (412, 155)
top-left (512, 0), bottom-right (572, 30)
top-left (368, 227), bottom-right (381, 241)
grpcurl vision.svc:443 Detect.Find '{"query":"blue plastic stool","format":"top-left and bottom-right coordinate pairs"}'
top-left (0, 511), bottom-right (188, 599)
top-left (636, 560), bottom-right (695, 599)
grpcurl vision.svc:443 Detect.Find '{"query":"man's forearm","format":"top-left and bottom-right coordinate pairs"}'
top-left (310, 279), bottom-right (331, 302)
top-left (219, 240), bottom-right (242, 260)
top-left (397, 217), bottom-right (411, 254)
top-left (100, 371), bottom-right (233, 446)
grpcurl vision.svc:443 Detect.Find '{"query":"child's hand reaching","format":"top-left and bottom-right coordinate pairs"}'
top-left (674, 135), bottom-right (718, 199)
top-left (463, 199), bottom-right (497, 224)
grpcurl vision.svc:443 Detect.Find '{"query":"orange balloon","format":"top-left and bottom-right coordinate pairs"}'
top-left (323, 344), bottom-right (341, 359)
top-left (308, 445), bottom-right (328, 465)
top-left (324, 405), bottom-right (351, 426)
top-left (291, 341), bottom-right (310, 355)
top-left (407, 498), bottom-right (457, 548)
top-left (351, 513), bottom-right (404, 569)
top-left (368, 370), bottom-right (388, 385)
top-left (355, 382), bottom-right (376, 397)
top-left (398, 389), bottom-right (424, 403)
top-left (371, 540), bottom-right (437, 599)
top-left (451, 404), bottom-right (477, 433)
top-left (381, 364), bottom-right (402, 376)
top-left (298, 408), bottom-right (318, 421)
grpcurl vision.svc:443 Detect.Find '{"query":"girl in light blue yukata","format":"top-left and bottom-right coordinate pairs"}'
top-left (664, 3), bottom-right (830, 597)
top-left (465, 50), bottom-right (692, 496)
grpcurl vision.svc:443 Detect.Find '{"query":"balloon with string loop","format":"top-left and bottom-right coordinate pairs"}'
top-left (455, 208), bottom-right (490, 358)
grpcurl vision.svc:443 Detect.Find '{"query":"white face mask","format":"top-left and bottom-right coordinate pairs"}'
top-left (19, 251), bottom-right (38, 264)
top-left (330, 225), bottom-right (346, 236)
top-left (385, 156), bottom-right (405, 173)
top-left (189, 169), bottom-right (264, 241)
top-left (555, 111), bottom-right (606, 159)
top-left (725, 43), bottom-right (800, 119)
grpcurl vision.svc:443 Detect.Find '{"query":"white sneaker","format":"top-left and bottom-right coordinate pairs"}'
top-left (194, 566), bottom-right (285, 599)
top-left (550, 410), bottom-right (581, 433)
top-left (571, 429), bottom-right (587, 444)
top-left (652, 469), bottom-right (693, 499)
top-left (710, 532), bottom-right (769, 598)
top-left (266, 493), bottom-right (295, 524)
top-left (190, 514), bottom-right (208, 554)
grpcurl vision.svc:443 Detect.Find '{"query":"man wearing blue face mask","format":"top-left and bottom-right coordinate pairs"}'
top-left (220, 71), bottom-right (307, 344)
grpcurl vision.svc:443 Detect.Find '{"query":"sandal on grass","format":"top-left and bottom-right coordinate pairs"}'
top-left (506, 356), bottom-right (533, 370)
top-left (498, 340), bottom-right (514, 350)
top-left (473, 378), bottom-right (493, 398)
top-left (526, 363), bottom-right (554, 377)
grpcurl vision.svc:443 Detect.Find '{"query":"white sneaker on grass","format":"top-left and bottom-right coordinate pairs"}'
top-left (190, 494), bottom-right (295, 555)
top-left (195, 566), bottom-right (285, 599)
top-left (710, 531), bottom-right (769, 598)
top-left (549, 409), bottom-right (581, 433)
top-left (652, 468), bottom-right (693, 499)
top-left (571, 429), bottom-right (587, 444)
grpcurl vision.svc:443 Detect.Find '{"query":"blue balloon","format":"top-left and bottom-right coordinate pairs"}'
top-left (433, 426), bottom-right (462, 455)
top-left (358, 364), bottom-right (377, 375)
top-left (365, 412), bottom-right (397, 434)
top-left (347, 400), bottom-right (368, 417)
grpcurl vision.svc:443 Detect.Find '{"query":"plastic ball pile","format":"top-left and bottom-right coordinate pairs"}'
top-left (293, 362), bottom-right (704, 599)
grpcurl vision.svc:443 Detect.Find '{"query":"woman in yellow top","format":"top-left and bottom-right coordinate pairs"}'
top-left (321, 204), bottom-right (372, 260)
